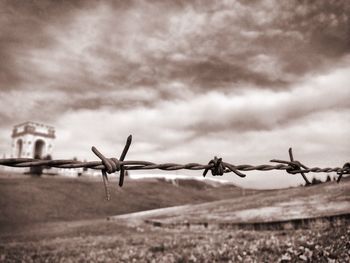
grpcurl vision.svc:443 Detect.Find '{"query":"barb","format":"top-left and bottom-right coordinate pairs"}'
top-left (118, 135), bottom-right (132, 187)
top-left (271, 148), bottom-right (311, 185)
top-left (90, 135), bottom-right (132, 198)
top-left (203, 157), bottom-right (246, 177)
top-left (337, 162), bottom-right (350, 183)
top-left (0, 135), bottom-right (348, 200)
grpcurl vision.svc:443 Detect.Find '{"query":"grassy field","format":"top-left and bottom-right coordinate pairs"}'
top-left (0, 173), bottom-right (257, 232)
top-left (1, 218), bottom-right (349, 262)
top-left (0, 173), bottom-right (349, 262)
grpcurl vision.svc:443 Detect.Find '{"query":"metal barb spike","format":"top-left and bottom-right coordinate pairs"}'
top-left (118, 135), bottom-right (132, 187)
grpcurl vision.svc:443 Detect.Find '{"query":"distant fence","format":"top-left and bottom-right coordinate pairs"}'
top-left (0, 135), bottom-right (349, 200)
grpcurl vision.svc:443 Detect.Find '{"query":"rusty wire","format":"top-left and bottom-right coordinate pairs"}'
top-left (0, 135), bottom-right (349, 200)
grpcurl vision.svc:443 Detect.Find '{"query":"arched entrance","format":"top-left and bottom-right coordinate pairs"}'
top-left (16, 139), bottom-right (23, 158)
top-left (34, 139), bottom-right (45, 159)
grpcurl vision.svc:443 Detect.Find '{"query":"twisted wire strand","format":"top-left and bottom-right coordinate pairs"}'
top-left (0, 157), bottom-right (348, 174)
top-left (0, 135), bottom-right (349, 199)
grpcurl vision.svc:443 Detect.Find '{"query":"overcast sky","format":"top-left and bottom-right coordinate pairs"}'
top-left (0, 0), bottom-right (349, 188)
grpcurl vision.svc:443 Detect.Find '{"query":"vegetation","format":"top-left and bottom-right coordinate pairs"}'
top-left (0, 174), bottom-right (257, 231)
top-left (0, 220), bottom-right (349, 262)
top-left (0, 173), bottom-right (348, 262)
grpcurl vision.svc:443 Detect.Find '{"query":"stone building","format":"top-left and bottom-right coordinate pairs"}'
top-left (11, 122), bottom-right (55, 159)
top-left (9, 122), bottom-right (86, 177)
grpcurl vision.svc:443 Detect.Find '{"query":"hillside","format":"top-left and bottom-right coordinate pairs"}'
top-left (114, 179), bottom-right (350, 226)
top-left (0, 177), bottom-right (349, 262)
top-left (1, 173), bottom-right (349, 262)
top-left (0, 173), bottom-right (258, 231)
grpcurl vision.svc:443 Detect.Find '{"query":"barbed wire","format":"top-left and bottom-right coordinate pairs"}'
top-left (0, 135), bottom-right (349, 200)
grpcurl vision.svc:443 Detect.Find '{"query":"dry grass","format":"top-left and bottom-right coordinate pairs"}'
top-left (1, 173), bottom-right (349, 262)
top-left (0, 173), bottom-right (257, 232)
top-left (1, 219), bottom-right (349, 262)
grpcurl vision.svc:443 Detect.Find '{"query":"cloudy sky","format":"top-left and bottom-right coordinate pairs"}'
top-left (0, 0), bottom-right (349, 188)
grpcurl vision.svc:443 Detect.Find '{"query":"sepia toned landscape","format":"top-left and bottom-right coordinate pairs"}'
top-left (1, 0), bottom-right (350, 261)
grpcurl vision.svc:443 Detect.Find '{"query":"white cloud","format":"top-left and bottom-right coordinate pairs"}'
top-left (32, 64), bottom-right (349, 189)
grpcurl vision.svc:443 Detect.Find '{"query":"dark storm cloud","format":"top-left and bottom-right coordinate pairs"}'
top-left (1, 0), bottom-right (349, 95)
top-left (155, 0), bottom-right (349, 91)
top-left (0, 0), bottom-right (348, 125)
top-left (270, 1), bottom-right (350, 75)
top-left (162, 57), bottom-right (288, 89)
top-left (0, 0), bottom-right (90, 90)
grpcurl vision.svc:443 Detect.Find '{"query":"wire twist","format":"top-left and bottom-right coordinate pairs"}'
top-left (0, 135), bottom-right (348, 200)
top-left (91, 135), bottom-right (132, 199)
top-left (271, 148), bottom-right (311, 185)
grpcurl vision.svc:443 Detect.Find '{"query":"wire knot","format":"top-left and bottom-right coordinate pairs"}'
top-left (271, 147), bottom-right (311, 185)
top-left (91, 135), bottom-right (132, 200)
top-left (286, 160), bottom-right (305, 175)
top-left (91, 148), bottom-right (121, 174)
top-left (336, 162), bottom-right (350, 183)
top-left (203, 156), bottom-right (225, 176)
